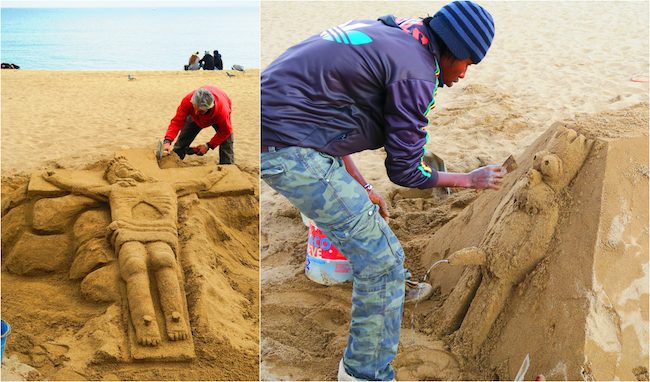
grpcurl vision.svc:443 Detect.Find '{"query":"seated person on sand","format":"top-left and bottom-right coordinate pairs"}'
top-left (162, 86), bottom-right (234, 165)
top-left (45, 156), bottom-right (224, 346)
top-left (199, 50), bottom-right (215, 70)
top-left (213, 50), bottom-right (223, 70)
top-left (186, 51), bottom-right (201, 71)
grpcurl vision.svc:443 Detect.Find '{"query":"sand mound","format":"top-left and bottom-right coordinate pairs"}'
top-left (260, 103), bottom-right (648, 381)
top-left (421, 103), bottom-right (648, 380)
top-left (1, 149), bottom-right (259, 380)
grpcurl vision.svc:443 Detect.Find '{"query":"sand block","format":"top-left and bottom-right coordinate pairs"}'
top-left (1, 184), bottom-right (29, 215)
top-left (1, 203), bottom-right (30, 254)
top-left (114, 149), bottom-right (253, 196)
top-left (80, 263), bottom-right (120, 303)
top-left (70, 238), bottom-right (114, 280)
top-left (72, 209), bottom-right (112, 246)
top-left (199, 166), bottom-right (254, 197)
top-left (28, 170), bottom-right (106, 197)
top-left (6, 232), bottom-right (72, 275)
top-left (33, 194), bottom-right (101, 233)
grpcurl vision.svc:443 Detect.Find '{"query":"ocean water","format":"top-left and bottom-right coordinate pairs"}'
top-left (0, 5), bottom-right (259, 70)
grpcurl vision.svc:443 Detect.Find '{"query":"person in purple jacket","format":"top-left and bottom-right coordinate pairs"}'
top-left (261, 2), bottom-right (501, 380)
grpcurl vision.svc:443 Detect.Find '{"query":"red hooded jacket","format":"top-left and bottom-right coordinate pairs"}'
top-left (165, 85), bottom-right (233, 148)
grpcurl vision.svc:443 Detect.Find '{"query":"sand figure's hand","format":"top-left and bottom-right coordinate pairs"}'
top-left (368, 189), bottom-right (390, 223)
top-left (468, 165), bottom-right (505, 190)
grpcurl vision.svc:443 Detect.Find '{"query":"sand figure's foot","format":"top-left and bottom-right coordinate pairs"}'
top-left (136, 314), bottom-right (162, 346)
top-left (166, 311), bottom-right (189, 341)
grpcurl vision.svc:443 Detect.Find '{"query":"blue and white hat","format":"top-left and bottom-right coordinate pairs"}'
top-left (428, 1), bottom-right (495, 63)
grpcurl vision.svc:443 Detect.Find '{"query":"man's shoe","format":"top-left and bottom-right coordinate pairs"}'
top-left (404, 281), bottom-right (433, 304)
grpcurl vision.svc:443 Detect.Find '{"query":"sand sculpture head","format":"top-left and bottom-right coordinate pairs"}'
top-left (105, 156), bottom-right (147, 184)
top-left (533, 126), bottom-right (592, 192)
top-left (514, 127), bottom-right (592, 213)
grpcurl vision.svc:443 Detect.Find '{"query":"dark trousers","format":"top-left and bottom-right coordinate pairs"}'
top-left (173, 116), bottom-right (234, 164)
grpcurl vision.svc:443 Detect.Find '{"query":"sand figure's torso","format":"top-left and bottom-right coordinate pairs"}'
top-left (109, 182), bottom-right (177, 227)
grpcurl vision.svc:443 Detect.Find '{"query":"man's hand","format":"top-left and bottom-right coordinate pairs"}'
top-left (194, 144), bottom-right (209, 156)
top-left (468, 165), bottom-right (505, 190)
top-left (162, 141), bottom-right (172, 155)
top-left (368, 189), bottom-right (390, 223)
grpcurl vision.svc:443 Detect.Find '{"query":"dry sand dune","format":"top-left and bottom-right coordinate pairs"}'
top-left (260, 1), bottom-right (648, 380)
top-left (1, 70), bottom-right (260, 380)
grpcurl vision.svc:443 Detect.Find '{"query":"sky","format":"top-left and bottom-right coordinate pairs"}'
top-left (1, 0), bottom-right (257, 7)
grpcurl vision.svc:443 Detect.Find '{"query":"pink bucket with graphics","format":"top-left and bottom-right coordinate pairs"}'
top-left (305, 223), bottom-right (352, 285)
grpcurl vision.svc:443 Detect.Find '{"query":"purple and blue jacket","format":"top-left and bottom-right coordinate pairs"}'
top-left (262, 15), bottom-right (442, 188)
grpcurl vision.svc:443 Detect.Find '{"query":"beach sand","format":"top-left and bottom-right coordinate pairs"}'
top-left (260, 2), bottom-right (648, 380)
top-left (1, 70), bottom-right (260, 380)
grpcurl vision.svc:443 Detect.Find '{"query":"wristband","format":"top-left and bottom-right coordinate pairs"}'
top-left (363, 183), bottom-right (373, 192)
top-left (163, 139), bottom-right (172, 145)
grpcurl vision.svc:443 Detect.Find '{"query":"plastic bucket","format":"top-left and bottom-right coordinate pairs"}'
top-left (1, 320), bottom-right (10, 361)
top-left (305, 223), bottom-right (352, 285)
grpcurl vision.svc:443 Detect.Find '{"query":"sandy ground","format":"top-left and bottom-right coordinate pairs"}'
top-left (1, 70), bottom-right (260, 380)
top-left (260, 1), bottom-right (649, 380)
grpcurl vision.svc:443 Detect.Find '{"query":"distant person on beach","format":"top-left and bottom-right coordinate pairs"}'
top-left (1, 63), bottom-right (20, 69)
top-left (200, 51), bottom-right (215, 70)
top-left (213, 50), bottom-right (223, 70)
top-left (162, 86), bottom-right (234, 164)
top-left (261, 1), bottom-right (501, 380)
top-left (186, 51), bottom-right (201, 71)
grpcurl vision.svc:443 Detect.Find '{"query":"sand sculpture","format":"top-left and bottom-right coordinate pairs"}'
top-left (2, 149), bottom-right (256, 363)
top-left (45, 156), bottom-right (223, 346)
top-left (438, 127), bottom-right (593, 356)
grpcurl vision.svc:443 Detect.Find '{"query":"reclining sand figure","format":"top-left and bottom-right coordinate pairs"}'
top-left (45, 156), bottom-right (225, 346)
top-left (441, 127), bottom-right (592, 356)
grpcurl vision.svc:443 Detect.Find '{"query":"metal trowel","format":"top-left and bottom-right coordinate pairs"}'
top-left (155, 140), bottom-right (167, 160)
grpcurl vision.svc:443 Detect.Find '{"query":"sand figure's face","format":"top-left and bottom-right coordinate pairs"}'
top-left (513, 127), bottom-right (592, 213)
top-left (533, 151), bottom-right (562, 181)
top-left (542, 126), bottom-right (592, 191)
top-left (105, 157), bottom-right (147, 185)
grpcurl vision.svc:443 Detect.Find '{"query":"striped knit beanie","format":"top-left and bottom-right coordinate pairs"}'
top-left (428, 1), bottom-right (495, 63)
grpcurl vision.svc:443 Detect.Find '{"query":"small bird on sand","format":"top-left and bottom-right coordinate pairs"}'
top-left (128, 74), bottom-right (135, 81)
top-left (226, 72), bottom-right (236, 78)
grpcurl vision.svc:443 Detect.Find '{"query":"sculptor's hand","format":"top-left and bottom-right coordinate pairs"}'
top-left (468, 165), bottom-right (505, 190)
top-left (368, 189), bottom-right (390, 223)
top-left (195, 144), bottom-right (208, 156)
top-left (162, 141), bottom-right (172, 155)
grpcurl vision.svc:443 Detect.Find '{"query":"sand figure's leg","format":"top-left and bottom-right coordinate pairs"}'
top-left (147, 241), bottom-right (189, 341)
top-left (433, 267), bottom-right (482, 336)
top-left (119, 241), bottom-right (161, 346)
top-left (454, 276), bottom-right (511, 356)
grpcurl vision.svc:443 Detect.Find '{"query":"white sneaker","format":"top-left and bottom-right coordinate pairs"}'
top-left (338, 359), bottom-right (360, 381)
top-left (338, 359), bottom-right (397, 381)
top-left (404, 281), bottom-right (434, 304)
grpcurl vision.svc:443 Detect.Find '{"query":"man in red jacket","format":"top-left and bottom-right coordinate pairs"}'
top-left (162, 85), bottom-right (234, 164)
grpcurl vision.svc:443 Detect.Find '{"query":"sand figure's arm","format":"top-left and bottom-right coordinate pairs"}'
top-left (45, 171), bottom-right (110, 202)
top-left (173, 170), bottom-right (226, 196)
top-left (447, 246), bottom-right (487, 266)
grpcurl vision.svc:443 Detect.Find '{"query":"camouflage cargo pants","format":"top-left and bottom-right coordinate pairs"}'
top-left (261, 146), bottom-right (405, 381)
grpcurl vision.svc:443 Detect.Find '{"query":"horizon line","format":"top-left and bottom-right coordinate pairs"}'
top-left (2, 0), bottom-right (258, 8)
